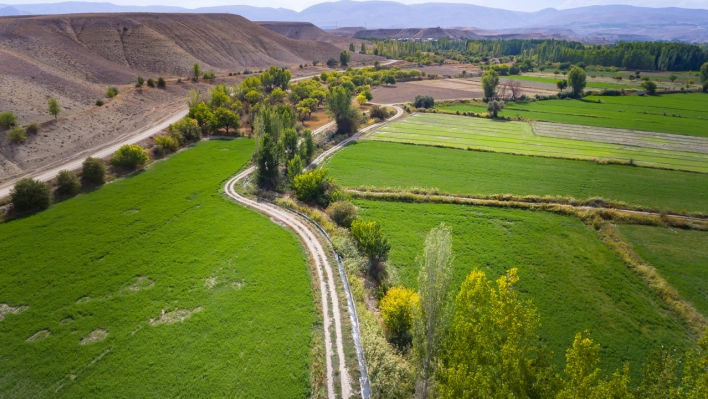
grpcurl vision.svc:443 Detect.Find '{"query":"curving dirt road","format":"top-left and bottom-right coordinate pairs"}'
top-left (224, 106), bottom-right (403, 399)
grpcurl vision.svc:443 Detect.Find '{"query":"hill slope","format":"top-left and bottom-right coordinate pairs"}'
top-left (257, 21), bottom-right (366, 49)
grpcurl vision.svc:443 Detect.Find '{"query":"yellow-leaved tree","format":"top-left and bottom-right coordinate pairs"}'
top-left (380, 286), bottom-right (419, 350)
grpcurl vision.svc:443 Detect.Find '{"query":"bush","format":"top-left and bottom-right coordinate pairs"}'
top-left (170, 117), bottom-right (201, 143)
top-left (326, 200), bottom-right (358, 228)
top-left (326, 58), bottom-right (338, 68)
top-left (7, 127), bottom-right (27, 143)
top-left (106, 87), bottom-right (119, 98)
top-left (11, 178), bottom-right (50, 213)
top-left (25, 122), bottom-right (40, 134)
top-left (0, 111), bottom-right (18, 128)
top-left (641, 80), bottom-right (658, 95)
top-left (56, 170), bottom-right (81, 196)
top-left (293, 169), bottom-right (338, 207)
top-left (413, 95), bottom-right (435, 109)
top-left (370, 105), bottom-right (390, 121)
top-left (96, 99), bottom-right (105, 106)
top-left (380, 286), bottom-right (419, 349)
top-left (146, 78), bottom-right (155, 88)
top-left (155, 135), bottom-right (179, 152)
top-left (82, 157), bottom-right (106, 185)
top-left (111, 144), bottom-right (149, 169)
top-left (202, 70), bottom-right (216, 80)
top-left (600, 89), bottom-right (622, 96)
top-left (157, 77), bottom-right (166, 88)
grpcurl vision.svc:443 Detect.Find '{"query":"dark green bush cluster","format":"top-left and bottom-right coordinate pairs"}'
top-left (11, 178), bottom-right (51, 213)
top-left (82, 157), bottom-right (107, 185)
top-left (413, 95), bottom-right (435, 109)
top-left (56, 170), bottom-right (81, 196)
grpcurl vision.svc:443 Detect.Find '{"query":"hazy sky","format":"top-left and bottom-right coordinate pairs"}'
top-left (4, 0), bottom-right (708, 12)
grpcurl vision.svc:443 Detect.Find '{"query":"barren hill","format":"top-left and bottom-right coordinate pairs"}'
top-left (257, 21), bottom-right (364, 49)
top-left (352, 27), bottom-right (483, 40)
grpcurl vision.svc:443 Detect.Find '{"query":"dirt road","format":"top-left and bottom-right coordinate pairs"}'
top-left (224, 106), bottom-right (403, 399)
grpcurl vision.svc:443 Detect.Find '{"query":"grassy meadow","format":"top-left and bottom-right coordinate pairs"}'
top-left (354, 199), bottom-right (693, 375)
top-left (618, 226), bottom-right (708, 317)
top-left (368, 114), bottom-right (708, 172)
top-left (438, 93), bottom-right (708, 137)
top-left (0, 140), bottom-right (315, 398)
top-left (326, 141), bottom-right (708, 214)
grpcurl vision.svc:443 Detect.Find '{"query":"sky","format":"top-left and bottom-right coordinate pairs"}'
top-left (3, 0), bottom-right (708, 12)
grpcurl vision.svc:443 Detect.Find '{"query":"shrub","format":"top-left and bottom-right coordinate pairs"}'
top-left (351, 219), bottom-right (390, 281)
top-left (380, 286), bottom-right (419, 349)
top-left (146, 78), bottom-right (155, 88)
top-left (106, 87), bottom-right (119, 98)
top-left (136, 76), bottom-right (144, 88)
top-left (0, 111), bottom-right (18, 128)
top-left (326, 200), bottom-right (358, 228)
top-left (413, 95), bottom-right (435, 109)
top-left (293, 169), bottom-right (337, 207)
top-left (82, 157), bottom-right (106, 185)
top-left (11, 178), bottom-right (51, 213)
top-left (641, 80), bottom-right (658, 95)
top-left (600, 89), bottom-right (622, 96)
top-left (370, 105), bottom-right (390, 120)
top-left (157, 77), bottom-right (166, 88)
top-left (170, 117), bottom-right (201, 143)
top-left (202, 70), bottom-right (216, 80)
top-left (25, 122), bottom-right (40, 134)
top-left (155, 135), bottom-right (179, 152)
top-left (7, 127), bottom-right (27, 143)
top-left (326, 58), bottom-right (338, 68)
top-left (96, 99), bottom-right (105, 106)
top-left (487, 100), bottom-right (505, 118)
top-left (111, 144), bottom-right (149, 169)
top-left (56, 170), bottom-right (81, 196)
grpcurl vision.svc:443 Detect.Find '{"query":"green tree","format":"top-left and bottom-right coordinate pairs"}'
top-left (7, 127), bottom-right (26, 143)
top-left (636, 348), bottom-right (681, 398)
top-left (281, 128), bottom-right (299, 161)
top-left (186, 89), bottom-right (202, 108)
top-left (170, 117), bottom-right (202, 143)
top-left (481, 69), bottom-right (500, 99)
top-left (383, 75), bottom-right (396, 86)
top-left (439, 269), bottom-right (554, 399)
top-left (669, 74), bottom-right (678, 88)
top-left (106, 87), bottom-right (118, 98)
top-left (325, 86), bottom-right (359, 134)
top-left (556, 330), bottom-right (600, 399)
top-left (349, 43), bottom-right (355, 52)
top-left (293, 169), bottom-right (336, 207)
top-left (188, 102), bottom-right (214, 131)
top-left (486, 100), bottom-right (505, 118)
top-left (256, 131), bottom-right (279, 188)
top-left (360, 42), bottom-right (367, 54)
top-left (47, 97), bottom-right (61, 120)
top-left (414, 224), bottom-right (454, 399)
top-left (557, 80), bottom-right (568, 92)
top-left (82, 157), bottom-right (106, 185)
top-left (299, 129), bottom-right (315, 163)
top-left (193, 63), bottom-right (202, 81)
top-left (567, 66), bottom-right (587, 97)
top-left (210, 108), bottom-right (240, 134)
top-left (380, 286), bottom-right (419, 349)
top-left (286, 154), bottom-right (304, 186)
top-left (680, 329), bottom-right (708, 399)
top-left (0, 111), bottom-right (18, 128)
top-left (111, 144), bottom-right (149, 169)
top-left (56, 170), bottom-right (81, 196)
top-left (340, 51), bottom-right (351, 67)
top-left (641, 80), bottom-right (658, 95)
top-left (209, 85), bottom-right (232, 109)
top-left (11, 178), bottom-right (51, 213)
top-left (351, 219), bottom-right (391, 281)
top-left (136, 76), bottom-right (144, 88)
top-left (700, 62), bottom-right (708, 83)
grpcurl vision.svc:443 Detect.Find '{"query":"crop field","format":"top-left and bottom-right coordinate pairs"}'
top-left (354, 199), bottom-right (693, 374)
top-left (0, 140), bottom-right (315, 398)
top-left (367, 113), bottom-right (708, 172)
top-left (508, 74), bottom-right (635, 90)
top-left (618, 225), bottom-right (708, 317)
top-left (438, 93), bottom-right (708, 137)
top-left (326, 141), bottom-right (708, 213)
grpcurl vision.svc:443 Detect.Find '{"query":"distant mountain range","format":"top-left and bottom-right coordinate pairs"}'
top-left (1, 0), bottom-right (707, 42)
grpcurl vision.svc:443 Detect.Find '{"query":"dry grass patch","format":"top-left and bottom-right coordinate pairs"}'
top-left (80, 329), bottom-right (108, 345)
top-left (0, 303), bottom-right (28, 321)
top-left (120, 276), bottom-right (154, 294)
top-left (150, 307), bottom-right (203, 326)
top-left (26, 329), bottom-right (51, 342)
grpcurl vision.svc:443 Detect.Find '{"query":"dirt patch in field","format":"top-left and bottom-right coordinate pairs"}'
top-left (26, 329), bottom-right (51, 342)
top-left (371, 80), bottom-right (482, 104)
top-left (120, 276), bottom-right (154, 294)
top-left (76, 297), bottom-right (91, 304)
top-left (204, 276), bottom-right (217, 289)
top-left (150, 307), bottom-right (203, 326)
top-left (80, 328), bottom-right (108, 345)
top-left (0, 303), bottom-right (29, 321)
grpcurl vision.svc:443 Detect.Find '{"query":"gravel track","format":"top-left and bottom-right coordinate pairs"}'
top-left (224, 105), bottom-right (402, 399)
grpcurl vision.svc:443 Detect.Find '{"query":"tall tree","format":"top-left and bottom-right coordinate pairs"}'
top-left (47, 97), bottom-right (61, 120)
top-left (567, 66), bottom-right (587, 97)
top-left (325, 86), bottom-right (359, 134)
top-left (340, 51), bottom-right (351, 67)
top-left (481, 69), bottom-right (499, 100)
top-left (414, 224), bottom-right (454, 399)
top-left (193, 63), bottom-right (202, 81)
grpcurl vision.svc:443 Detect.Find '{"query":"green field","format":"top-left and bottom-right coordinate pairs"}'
top-left (0, 140), bottom-right (314, 398)
top-left (326, 141), bottom-right (708, 213)
top-left (618, 225), bottom-right (708, 317)
top-left (368, 113), bottom-right (708, 172)
top-left (438, 93), bottom-right (708, 137)
top-left (354, 199), bottom-right (693, 374)
top-left (509, 74), bottom-right (635, 90)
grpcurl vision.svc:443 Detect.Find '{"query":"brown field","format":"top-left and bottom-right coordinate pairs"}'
top-left (371, 78), bottom-right (556, 104)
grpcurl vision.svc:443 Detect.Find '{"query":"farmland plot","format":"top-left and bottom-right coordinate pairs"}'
top-left (0, 140), bottom-right (314, 398)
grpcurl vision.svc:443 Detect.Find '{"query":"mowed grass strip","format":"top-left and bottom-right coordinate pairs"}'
top-left (325, 141), bottom-right (708, 214)
top-left (438, 93), bottom-right (708, 137)
top-left (618, 225), bottom-right (708, 318)
top-left (0, 140), bottom-right (314, 398)
top-left (354, 199), bottom-right (693, 375)
top-left (370, 114), bottom-right (708, 172)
